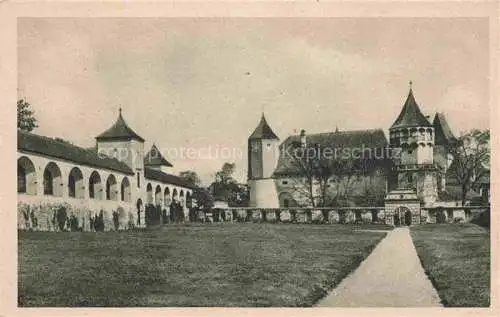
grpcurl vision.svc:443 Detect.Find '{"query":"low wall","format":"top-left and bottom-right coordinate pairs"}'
top-left (203, 206), bottom-right (490, 225)
top-left (204, 207), bottom-right (387, 224)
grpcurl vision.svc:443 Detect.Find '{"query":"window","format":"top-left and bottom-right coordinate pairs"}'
top-left (121, 182), bottom-right (125, 201)
top-left (137, 172), bottom-right (141, 188)
top-left (89, 181), bottom-right (95, 199)
top-left (283, 199), bottom-right (289, 208)
top-left (282, 180), bottom-right (288, 185)
top-left (408, 173), bottom-right (413, 183)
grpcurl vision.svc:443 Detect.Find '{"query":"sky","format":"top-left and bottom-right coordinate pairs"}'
top-left (18, 18), bottom-right (490, 185)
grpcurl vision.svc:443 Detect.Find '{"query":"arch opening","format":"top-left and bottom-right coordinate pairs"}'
top-left (68, 167), bottom-right (84, 198)
top-left (89, 171), bottom-right (102, 200)
top-left (18, 156), bottom-right (37, 195)
top-left (43, 162), bottom-right (63, 196)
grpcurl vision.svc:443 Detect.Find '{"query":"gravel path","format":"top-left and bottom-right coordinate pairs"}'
top-left (316, 227), bottom-right (442, 307)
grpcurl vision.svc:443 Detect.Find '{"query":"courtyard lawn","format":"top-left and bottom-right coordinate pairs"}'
top-left (19, 223), bottom-right (386, 307)
top-left (411, 223), bottom-right (490, 307)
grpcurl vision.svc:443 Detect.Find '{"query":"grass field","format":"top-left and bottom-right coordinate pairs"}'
top-left (18, 223), bottom-right (389, 307)
top-left (411, 223), bottom-right (490, 307)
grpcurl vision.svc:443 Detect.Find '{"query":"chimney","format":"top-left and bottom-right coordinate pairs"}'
top-left (300, 129), bottom-right (306, 148)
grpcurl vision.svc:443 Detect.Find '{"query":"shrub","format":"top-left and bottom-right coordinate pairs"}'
top-left (471, 208), bottom-right (490, 229)
top-left (112, 210), bottom-right (120, 231)
top-left (127, 212), bottom-right (135, 230)
top-left (69, 214), bottom-right (79, 232)
top-left (55, 206), bottom-right (68, 232)
top-left (453, 217), bottom-right (464, 223)
top-left (93, 210), bottom-right (105, 232)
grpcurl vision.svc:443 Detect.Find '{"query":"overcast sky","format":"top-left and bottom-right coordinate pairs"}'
top-left (18, 18), bottom-right (489, 185)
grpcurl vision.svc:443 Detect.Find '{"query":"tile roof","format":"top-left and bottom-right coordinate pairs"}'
top-left (18, 130), bottom-right (134, 175)
top-left (391, 87), bottom-right (432, 129)
top-left (96, 109), bottom-right (145, 142)
top-left (274, 129), bottom-right (389, 176)
top-left (144, 167), bottom-right (195, 189)
top-left (433, 112), bottom-right (456, 145)
top-left (249, 113), bottom-right (279, 140)
top-left (144, 144), bottom-right (173, 167)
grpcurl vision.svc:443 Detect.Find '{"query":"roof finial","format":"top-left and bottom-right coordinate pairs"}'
top-left (409, 80), bottom-right (413, 92)
top-left (118, 106), bottom-right (122, 117)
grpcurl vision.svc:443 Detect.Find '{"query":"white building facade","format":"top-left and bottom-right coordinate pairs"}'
top-left (17, 109), bottom-right (194, 231)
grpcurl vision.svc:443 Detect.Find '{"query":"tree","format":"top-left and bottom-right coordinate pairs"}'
top-left (281, 141), bottom-right (366, 208)
top-left (17, 99), bottom-right (38, 132)
top-left (215, 162), bottom-right (236, 184)
top-left (192, 187), bottom-right (214, 211)
top-left (209, 162), bottom-right (248, 206)
top-left (179, 170), bottom-right (201, 187)
top-left (448, 129), bottom-right (490, 206)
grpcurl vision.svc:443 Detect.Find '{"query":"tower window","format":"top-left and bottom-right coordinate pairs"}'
top-left (408, 173), bottom-right (413, 183)
top-left (137, 172), bottom-right (141, 188)
top-left (282, 180), bottom-right (288, 185)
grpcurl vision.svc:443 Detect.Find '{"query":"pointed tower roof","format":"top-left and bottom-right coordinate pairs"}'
top-left (249, 113), bottom-right (279, 140)
top-left (391, 82), bottom-right (432, 129)
top-left (96, 108), bottom-right (145, 142)
top-left (433, 112), bottom-right (456, 145)
top-left (144, 143), bottom-right (173, 167)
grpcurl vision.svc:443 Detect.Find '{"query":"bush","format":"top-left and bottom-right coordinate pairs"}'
top-left (453, 217), bottom-right (464, 223)
top-left (112, 210), bottom-right (120, 231)
top-left (55, 206), bottom-right (68, 231)
top-left (471, 208), bottom-right (490, 229)
top-left (69, 214), bottom-right (79, 232)
top-left (93, 210), bottom-right (105, 232)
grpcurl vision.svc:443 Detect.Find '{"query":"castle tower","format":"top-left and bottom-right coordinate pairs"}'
top-left (388, 82), bottom-right (438, 206)
top-left (247, 113), bottom-right (280, 208)
top-left (144, 143), bottom-right (173, 173)
top-left (96, 108), bottom-right (146, 203)
top-left (432, 113), bottom-right (457, 192)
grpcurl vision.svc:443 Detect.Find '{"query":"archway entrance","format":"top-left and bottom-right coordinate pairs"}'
top-left (393, 206), bottom-right (412, 226)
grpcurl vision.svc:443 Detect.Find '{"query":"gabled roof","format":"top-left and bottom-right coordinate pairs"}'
top-left (249, 113), bottom-right (279, 140)
top-left (96, 109), bottom-right (145, 142)
top-left (144, 144), bottom-right (173, 167)
top-left (18, 130), bottom-right (134, 175)
top-left (144, 167), bottom-right (195, 189)
top-left (391, 85), bottom-right (432, 129)
top-left (433, 112), bottom-right (457, 145)
top-left (273, 129), bottom-right (389, 176)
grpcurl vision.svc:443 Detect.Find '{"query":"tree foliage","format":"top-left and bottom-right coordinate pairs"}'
top-left (179, 170), bottom-right (201, 187)
top-left (192, 187), bottom-right (214, 212)
top-left (210, 162), bottom-right (249, 207)
top-left (448, 129), bottom-right (490, 205)
top-left (17, 99), bottom-right (38, 132)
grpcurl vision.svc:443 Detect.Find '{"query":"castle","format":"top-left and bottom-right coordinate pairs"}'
top-left (17, 109), bottom-right (194, 231)
top-left (247, 83), bottom-right (476, 225)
